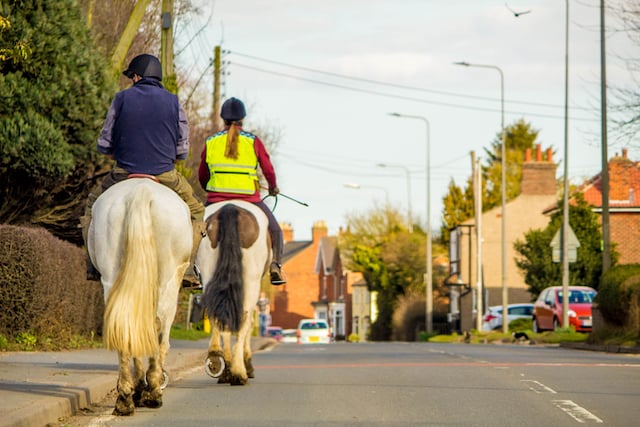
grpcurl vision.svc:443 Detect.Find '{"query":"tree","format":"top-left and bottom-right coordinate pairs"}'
top-left (339, 206), bottom-right (425, 340)
top-left (0, 0), bottom-right (116, 244)
top-left (439, 119), bottom-right (544, 245)
top-left (482, 119), bottom-right (541, 210)
top-left (439, 177), bottom-right (474, 243)
top-left (514, 194), bottom-right (618, 299)
top-left (610, 1), bottom-right (640, 143)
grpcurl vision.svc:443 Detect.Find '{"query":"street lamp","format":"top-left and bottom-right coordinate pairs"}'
top-left (343, 183), bottom-right (389, 203)
top-left (388, 112), bottom-right (432, 333)
top-left (454, 61), bottom-right (507, 333)
top-left (376, 163), bottom-right (413, 233)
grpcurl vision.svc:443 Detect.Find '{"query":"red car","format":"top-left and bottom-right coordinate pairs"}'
top-left (532, 286), bottom-right (597, 332)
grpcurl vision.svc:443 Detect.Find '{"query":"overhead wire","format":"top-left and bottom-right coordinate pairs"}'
top-left (229, 61), bottom-right (596, 122)
top-left (229, 50), bottom-right (592, 112)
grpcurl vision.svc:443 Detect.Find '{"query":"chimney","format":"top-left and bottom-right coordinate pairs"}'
top-left (521, 144), bottom-right (557, 195)
top-left (312, 220), bottom-right (328, 242)
top-left (281, 222), bottom-right (293, 243)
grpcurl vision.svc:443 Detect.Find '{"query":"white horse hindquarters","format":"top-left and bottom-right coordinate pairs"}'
top-left (88, 178), bottom-right (194, 415)
top-left (151, 185), bottom-right (193, 339)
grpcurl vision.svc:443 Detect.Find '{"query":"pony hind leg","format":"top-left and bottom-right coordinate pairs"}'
top-left (113, 351), bottom-right (135, 416)
top-left (244, 334), bottom-right (254, 379)
top-left (244, 316), bottom-right (255, 378)
top-left (132, 357), bottom-right (146, 407)
top-left (205, 321), bottom-right (228, 381)
top-left (141, 355), bottom-right (164, 408)
top-left (229, 316), bottom-right (252, 385)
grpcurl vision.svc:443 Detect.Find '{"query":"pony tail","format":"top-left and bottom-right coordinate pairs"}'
top-left (103, 184), bottom-right (159, 357)
top-left (203, 204), bottom-right (244, 332)
top-left (224, 123), bottom-right (240, 159)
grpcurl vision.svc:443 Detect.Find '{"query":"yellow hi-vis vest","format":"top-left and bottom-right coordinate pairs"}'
top-left (205, 131), bottom-right (259, 194)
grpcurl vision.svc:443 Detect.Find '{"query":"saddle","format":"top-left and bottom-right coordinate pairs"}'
top-left (127, 173), bottom-right (159, 183)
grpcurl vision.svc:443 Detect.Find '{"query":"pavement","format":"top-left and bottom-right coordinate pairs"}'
top-left (0, 337), bottom-right (277, 427)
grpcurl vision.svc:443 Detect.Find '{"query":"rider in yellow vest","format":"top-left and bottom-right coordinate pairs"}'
top-left (198, 97), bottom-right (286, 285)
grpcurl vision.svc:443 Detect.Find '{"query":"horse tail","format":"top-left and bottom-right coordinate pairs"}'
top-left (203, 204), bottom-right (244, 333)
top-left (103, 184), bottom-right (159, 357)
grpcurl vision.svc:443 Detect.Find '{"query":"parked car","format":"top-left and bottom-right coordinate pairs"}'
top-left (281, 329), bottom-right (297, 344)
top-left (481, 303), bottom-right (534, 331)
top-left (265, 326), bottom-right (283, 342)
top-left (296, 319), bottom-right (331, 344)
top-left (532, 286), bottom-right (597, 333)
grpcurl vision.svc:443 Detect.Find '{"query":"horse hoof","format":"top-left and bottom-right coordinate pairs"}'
top-left (205, 355), bottom-right (226, 378)
top-left (230, 375), bottom-right (248, 386)
top-left (113, 396), bottom-right (135, 416)
top-left (160, 370), bottom-right (169, 390)
top-left (143, 398), bottom-right (163, 409)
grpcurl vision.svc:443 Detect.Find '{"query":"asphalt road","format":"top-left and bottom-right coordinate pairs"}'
top-left (68, 342), bottom-right (640, 426)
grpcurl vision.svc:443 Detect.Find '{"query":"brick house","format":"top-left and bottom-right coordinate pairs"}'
top-left (573, 148), bottom-right (640, 265)
top-left (270, 221), bottom-right (355, 339)
top-left (451, 144), bottom-right (558, 331)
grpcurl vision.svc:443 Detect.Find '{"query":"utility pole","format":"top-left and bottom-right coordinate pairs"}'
top-left (110, 0), bottom-right (152, 76)
top-left (211, 45), bottom-right (223, 132)
top-left (600, 0), bottom-right (611, 274)
top-left (160, 0), bottom-right (176, 93)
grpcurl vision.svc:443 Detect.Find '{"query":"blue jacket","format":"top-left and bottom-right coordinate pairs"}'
top-left (97, 78), bottom-right (189, 175)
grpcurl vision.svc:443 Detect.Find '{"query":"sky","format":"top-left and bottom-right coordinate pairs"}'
top-left (178, 0), bottom-right (638, 241)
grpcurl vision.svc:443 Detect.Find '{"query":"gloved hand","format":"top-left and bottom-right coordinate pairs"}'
top-left (269, 186), bottom-right (280, 196)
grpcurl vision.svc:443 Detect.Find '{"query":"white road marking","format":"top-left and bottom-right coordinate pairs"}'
top-left (552, 400), bottom-right (604, 423)
top-left (521, 379), bottom-right (557, 394)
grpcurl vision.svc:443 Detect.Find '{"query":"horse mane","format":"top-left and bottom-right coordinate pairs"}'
top-left (103, 184), bottom-right (159, 357)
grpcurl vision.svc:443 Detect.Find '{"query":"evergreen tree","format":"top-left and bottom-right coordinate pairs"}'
top-left (0, 0), bottom-right (116, 244)
top-left (440, 119), bottom-right (543, 245)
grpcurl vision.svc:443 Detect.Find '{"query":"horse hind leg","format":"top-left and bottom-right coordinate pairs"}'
top-left (229, 317), bottom-right (252, 386)
top-left (113, 351), bottom-right (135, 416)
top-left (141, 355), bottom-right (164, 408)
top-left (244, 326), bottom-right (254, 379)
top-left (205, 323), bottom-right (229, 382)
top-left (132, 357), bottom-right (146, 407)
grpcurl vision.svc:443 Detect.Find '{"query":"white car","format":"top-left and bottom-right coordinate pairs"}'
top-left (281, 329), bottom-right (298, 344)
top-left (482, 303), bottom-right (534, 331)
top-left (296, 319), bottom-right (331, 344)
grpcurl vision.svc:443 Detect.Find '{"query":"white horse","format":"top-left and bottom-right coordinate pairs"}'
top-left (196, 200), bottom-right (271, 385)
top-left (87, 178), bottom-right (192, 416)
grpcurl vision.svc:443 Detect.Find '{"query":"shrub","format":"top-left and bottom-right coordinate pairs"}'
top-left (348, 333), bottom-right (360, 343)
top-left (0, 224), bottom-right (104, 349)
top-left (596, 264), bottom-right (640, 326)
top-left (509, 318), bottom-right (533, 331)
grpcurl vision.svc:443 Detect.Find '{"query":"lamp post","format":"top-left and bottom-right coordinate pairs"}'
top-left (561, 0), bottom-right (571, 329)
top-left (454, 61), bottom-right (507, 333)
top-left (343, 183), bottom-right (390, 204)
top-left (377, 163), bottom-right (413, 233)
top-left (388, 113), bottom-right (432, 333)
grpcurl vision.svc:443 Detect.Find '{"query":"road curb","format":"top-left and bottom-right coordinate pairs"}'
top-left (559, 341), bottom-right (640, 354)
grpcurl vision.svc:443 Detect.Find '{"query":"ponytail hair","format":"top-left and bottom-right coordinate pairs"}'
top-left (224, 120), bottom-right (243, 159)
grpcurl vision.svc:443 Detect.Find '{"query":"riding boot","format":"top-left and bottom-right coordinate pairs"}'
top-left (183, 220), bottom-right (206, 288)
top-left (79, 213), bottom-right (100, 281)
top-left (269, 230), bottom-right (286, 285)
top-left (86, 254), bottom-right (101, 281)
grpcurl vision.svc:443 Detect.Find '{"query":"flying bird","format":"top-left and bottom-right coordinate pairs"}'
top-left (505, 3), bottom-right (531, 17)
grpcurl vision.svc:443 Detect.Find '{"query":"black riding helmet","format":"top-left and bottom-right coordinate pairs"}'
top-left (220, 97), bottom-right (246, 122)
top-left (122, 54), bottom-right (163, 80)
